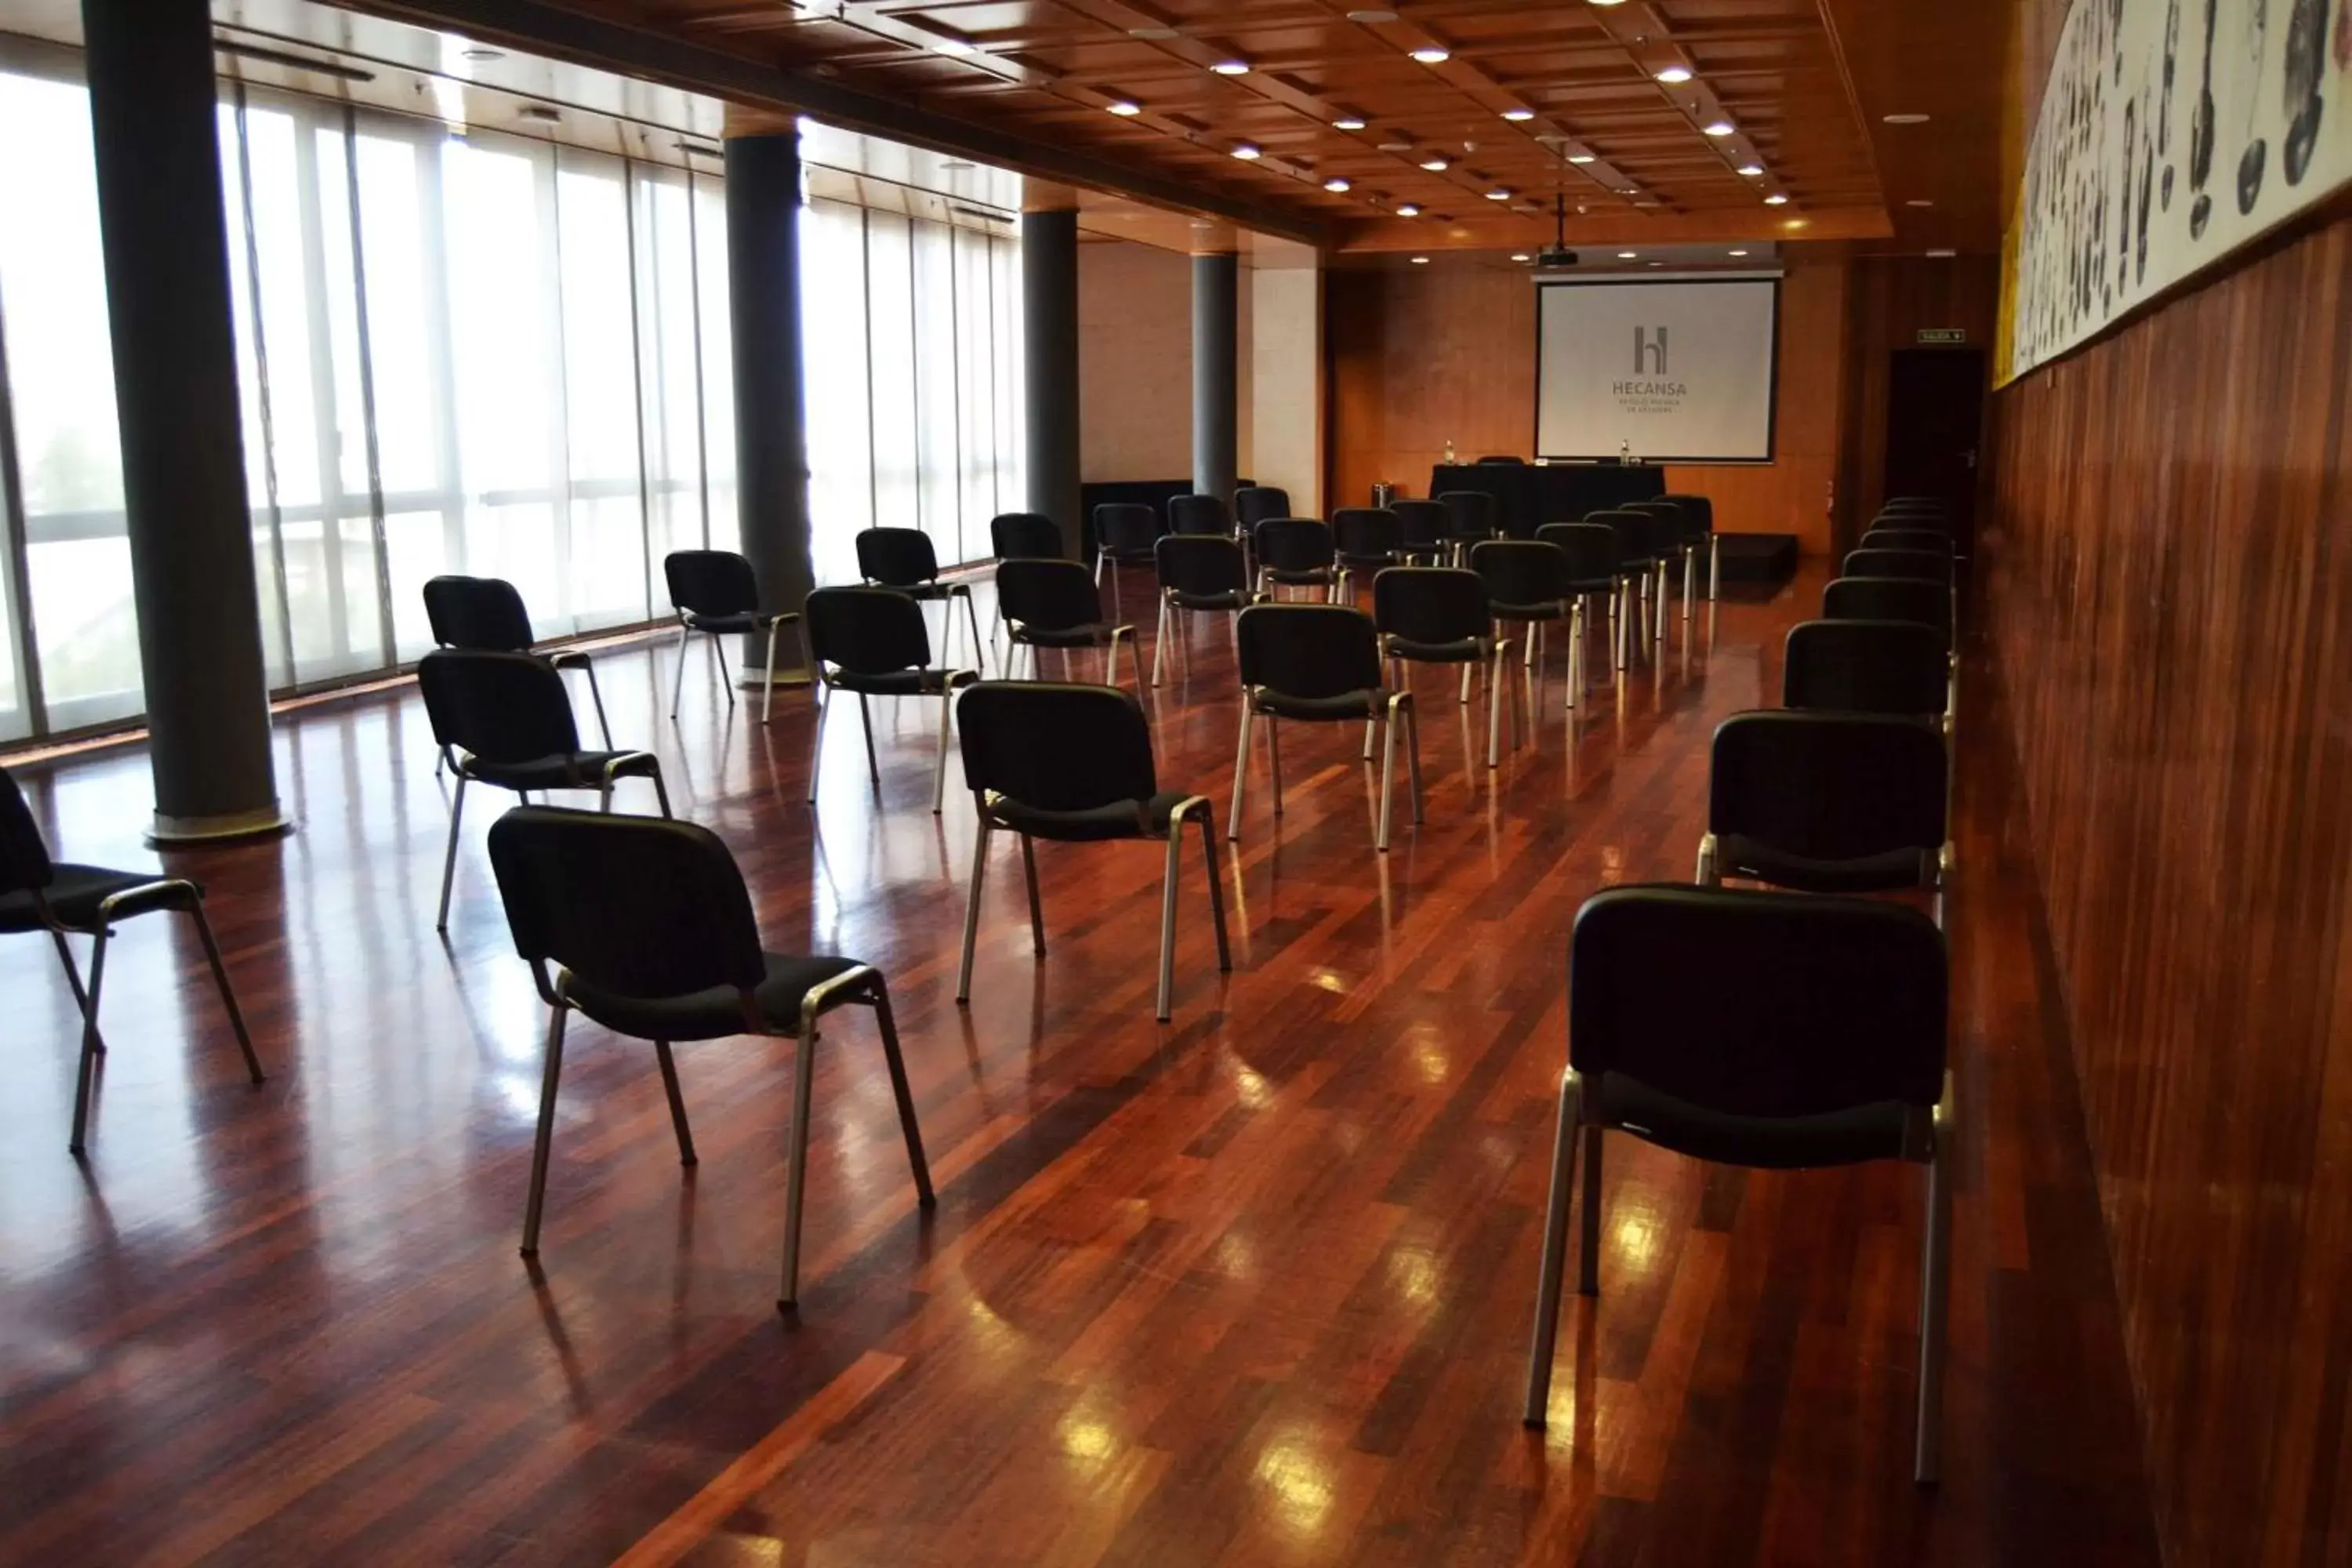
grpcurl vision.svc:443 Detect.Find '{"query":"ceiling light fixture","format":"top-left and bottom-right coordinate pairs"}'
top-left (1884, 112), bottom-right (1931, 125)
top-left (1396, 202), bottom-right (1421, 216)
top-left (1485, 187), bottom-right (1512, 200)
top-left (1325, 176), bottom-right (1352, 192)
top-left (1617, 250), bottom-right (1638, 259)
top-left (1764, 192), bottom-right (1789, 205)
top-left (1655, 65), bottom-right (1693, 84)
top-left (1334, 115), bottom-right (1367, 130)
top-left (1736, 162), bottom-right (1765, 176)
top-left (1510, 252), bottom-right (1531, 261)
top-left (1231, 142), bottom-right (1261, 159)
top-left (459, 45), bottom-right (503, 61)
top-left (1728, 249), bottom-right (1749, 256)
top-left (1568, 153), bottom-right (1596, 164)
top-left (1107, 99), bottom-right (1142, 115)
top-left (931, 36), bottom-right (975, 56)
top-left (1501, 107), bottom-right (1534, 122)
top-left (1420, 155), bottom-right (1450, 170)
top-left (1210, 59), bottom-right (1250, 74)
top-left (1906, 198), bottom-right (1934, 207)
top-left (1410, 46), bottom-right (1450, 64)
top-left (1703, 119), bottom-right (1736, 137)
top-left (1926, 247), bottom-right (1957, 257)
top-left (1410, 255), bottom-right (1430, 263)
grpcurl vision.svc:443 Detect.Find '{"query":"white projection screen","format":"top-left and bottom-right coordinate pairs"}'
top-left (1535, 277), bottom-right (1780, 462)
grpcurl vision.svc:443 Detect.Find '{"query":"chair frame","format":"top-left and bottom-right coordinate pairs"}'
top-left (1150, 535), bottom-right (1265, 688)
top-left (802, 589), bottom-right (980, 815)
top-left (664, 551), bottom-right (800, 727)
top-left (1226, 608), bottom-right (1426, 853)
top-left (857, 526), bottom-right (989, 676)
top-left (1374, 567), bottom-right (1519, 770)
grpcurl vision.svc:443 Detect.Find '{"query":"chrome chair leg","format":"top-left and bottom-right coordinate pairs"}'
top-left (1682, 544), bottom-right (1696, 622)
top-left (1521, 1068), bottom-right (1584, 1425)
top-left (955, 817), bottom-right (990, 1004)
top-left (712, 630), bottom-right (736, 710)
top-left (669, 623), bottom-right (691, 719)
top-left (1695, 832), bottom-right (1719, 884)
top-left (779, 1000), bottom-right (822, 1309)
top-left (47, 929), bottom-right (100, 1053)
top-left (1709, 535), bottom-right (1720, 601)
top-left (855, 694), bottom-right (880, 785)
top-left (1152, 596), bottom-right (1170, 687)
top-left (1227, 702), bottom-right (1254, 840)
top-left (653, 1040), bottom-right (696, 1165)
top-left (1019, 833), bottom-right (1045, 955)
top-left (806, 682), bottom-right (831, 805)
top-left (761, 619), bottom-right (782, 725)
top-left (931, 685), bottom-right (953, 815)
top-left (1578, 1119), bottom-right (1603, 1294)
top-left (1197, 809), bottom-right (1232, 973)
top-left (435, 774), bottom-right (468, 933)
top-left (1916, 1092), bottom-right (1954, 1483)
top-left (1401, 691), bottom-right (1425, 825)
top-left (579, 661), bottom-right (615, 749)
top-left (869, 977), bottom-right (933, 1203)
top-left (1375, 707), bottom-right (1397, 853)
top-left (188, 900), bottom-right (263, 1084)
top-left (66, 924), bottom-right (112, 1154)
top-left (1156, 817), bottom-right (1183, 1022)
top-left (1265, 716), bottom-right (1283, 815)
top-left (518, 1000), bottom-right (569, 1254)
top-left (961, 589), bottom-right (986, 677)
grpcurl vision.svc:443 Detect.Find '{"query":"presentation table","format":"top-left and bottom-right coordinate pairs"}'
top-left (1424, 463), bottom-right (1667, 537)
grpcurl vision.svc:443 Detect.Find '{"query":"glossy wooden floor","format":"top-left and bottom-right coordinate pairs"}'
top-left (0, 567), bottom-right (2160, 1566)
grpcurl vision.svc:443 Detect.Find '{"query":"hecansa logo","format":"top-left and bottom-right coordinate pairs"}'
top-left (1633, 325), bottom-right (1668, 375)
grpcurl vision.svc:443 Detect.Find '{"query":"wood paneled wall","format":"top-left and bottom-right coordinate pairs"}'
top-left (1324, 255), bottom-right (1852, 554)
top-left (1076, 239), bottom-right (1252, 483)
top-left (1984, 211), bottom-right (2352, 1568)
top-left (1838, 256), bottom-right (2002, 553)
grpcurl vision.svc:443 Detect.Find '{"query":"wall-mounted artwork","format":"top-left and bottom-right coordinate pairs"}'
top-left (2002, 0), bottom-right (2350, 383)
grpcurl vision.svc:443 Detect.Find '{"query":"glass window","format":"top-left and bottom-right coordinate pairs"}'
top-left (803, 198), bottom-right (873, 586)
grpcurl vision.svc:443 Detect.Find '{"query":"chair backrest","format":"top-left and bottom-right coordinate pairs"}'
top-left (998, 558), bottom-right (1107, 632)
top-left (1469, 539), bottom-right (1570, 608)
top-left (1535, 522), bottom-right (1621, 586)
top-left (956, 681), bottom-right (1158, 810)
top-left (1094, 503), bottom-right (1161, 555)
top-left (1167, 493), bottom-right (1232, 537)
top-left (488, 806), bottom-right (767, 1002)
top-left (1708, 710), bottom-right (1947, 867)
top-left (991, 512), bottom-right (1063, 561)
top-left (1436, 489), bottom-right (1497, 540)
top-left (804, 586), bottom-right (931, 675)
top-left (1844, 547), bottom-right (1951, 584)
top-left (1233, 485), bottom-right (1291, 528)
top-left (1588, 508), bottom-right (1658, 566)
top-left (665, 550), bottom-right (760, 617)
top-left (0, 763), bottom-right (56, 896)
top-left (1373, 567), bottom-right (1490, 647)
top-left (1332, 507), bottom-right (1403, 561)
top-left (423, 575), bottom-right (535, 652)
top-left (1625, 499), bottom-right (1686, 553)
top-left (416, 649), bottom-right (583, 763)
top-left (1861, 527), bottom-right (1954, 556)
top-left (1254, 517), bottom-right (1334, 573)
top-left (1391, 499), bottom-right (1451, 552)
top-left (1657, 492), bottom-right (1715, 538)
top-left (1824, 575), bottom-right (1951, 641)
top-left (1880, 495), bottom-right (1950, 514)
top-left (1568, 884), bottom-right (1947, 1117)
top-left (1236, 603), bottom-right (1382, 699)
top-left (1873, 506), bottom-right (1951, 528)
top-left (1782, 619), bottom-right (1949, 718)
top-left (1155, 534), bottom-right (1250, 599)
top-left (855, 526), bottom-right (941, 587)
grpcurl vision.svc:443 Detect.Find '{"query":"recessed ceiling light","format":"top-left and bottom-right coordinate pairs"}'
top-left (1334, 115), bottom-right (1367, 130)
top-left (929, 34), bottom-right (974, 56)
top-left (1410, 255), bottom-right (1430, 263)
top-left (1485, 187), bottom-right (1512, 201)
top-left (1210, 59), bottom-right (1250, 74)
top-left (1376, 139), bottom-right (1414, 151)
top-left (1231, 143), bottom-right (1261, 159)
top-left (1655, 65), bottom-right (1693, 84)
top-left (1347, 7), bottom-right (1399, 20)
top-left (1703, 119), bottom-right (1736, 137)
top-left (459, 45), bottom-right (503, 61)
top-left (1617, 250), bottom-right (1638, 259)
top-left (1420, 155), bottom-right (1450, 170)
top-left (1884, 113), bottom-right (1931, 125)
top-left (1510, 252), bottom-right (1531, 261)
top-left (1501, 108), bottom-right (1535, 122)
top-left (1736, 163), bottom-right (1765, 176)
top-left (1129, 25), bottom-right (1178, 39)
top-left (1906, 198), bottom-right (1934, 207)
top-left (1763, 192), bottom-right (1789, 205)
top-left (1410, 47), bottom-right (1450, 64)
top-left (1568, 153), bottom-right (1596, 165)
top-left (1782, 217), bottom-right (1809, 228)
top-left (1396, 202), bottom-right (1421, 216)
top-left (1325, 176), bottom-right (1352, 192)
top-left (1647, 260), bottom-right (1664, 267)
top-left (1926, 247), bottom-right (1957, 257)
top-left (1106, 99), bottom-right (1142, 115)
top-left (1728, 248), bottom-right (1749, 256)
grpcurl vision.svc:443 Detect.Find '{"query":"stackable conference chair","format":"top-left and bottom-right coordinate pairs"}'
top-left (1782, 619), bottom-right (1951, 727)
top-left (998, 559), bottom-right (1136, 690)
top-left (1697, 710), bottom-right (1951, 922)
top-left (1092, 503), bottom-right (1162, 622)
top-left (1332, 507), bottom-right (1405, 601)
top-left (990, 511), bottom-right (1063, 562)
top-left (1234, 485), bottom-right (1291, 533)
top-left (663, 550), bottom-right (798, 725)
top-left (1152, 535), bottom-right (1261, 686)
top-left (1534, 523), bottom-right (1624, 704)
top-left (857, 526), bottom-right (985, 673)
top-left (1436, 490), bottom-right (1499, 562)
top-left (0, 763), bottom-right (263, 1155)
top-left (423, 575), bottom-right (612, 752)
top-left (1372, 567), bottom-right (1518, 768)
top-left (1168, 492), bottom-right (1234, 539)
top-left (1468, 540), bottom-right (1573, 682)
top-left (802, 586), bottom-right (978, 815)
top-left (1880, 495), bottom-right (1950, 517)
top-left (484, 806), bottom-right (932, 1309)
top-left (1624, 500), bottom-right (1690, 633)
top-left (1254, 517), bottom-right (1340, 602)
top-left (1588, 509), bottom-right (1667, 662)
top-left (1229, 603), bottom-right (1425, 852)
top-left (1391, 499), bottom-right (1453, 564)
top-left (418, 649), bottom-right (672, 934)
top-left (953, 682), bottom-right (1230, 1022)
top-left (1844, 547), bottom-right (1955, 586)
top-left (1521, 884), bottom-right (1952, 1483)
top-left (1656, 492), bottom-right (1721, 603)
top-left (1824, 575), bottom-right (1954, 652)
top-left (1861, 527), bottom-right (1955, 557)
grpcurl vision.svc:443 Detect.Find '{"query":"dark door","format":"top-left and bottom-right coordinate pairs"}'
top-left (1882, 349), bottom-right (1986, 542)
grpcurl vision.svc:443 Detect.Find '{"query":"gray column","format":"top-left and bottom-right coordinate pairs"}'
top-left (84, 0), bottom-right (285, 842)
top-left (1022, 209), bottom-right (1080, 557)
top-left (723, 128), bottom-right (813, 678)
top-left (1191, 252), bottom-right (1238, 506)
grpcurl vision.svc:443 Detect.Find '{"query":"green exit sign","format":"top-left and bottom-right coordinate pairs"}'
top-left (1916, 328), bottom-right (1969, 345)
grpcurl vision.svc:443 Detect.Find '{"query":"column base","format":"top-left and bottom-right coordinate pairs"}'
top-left (147, 803), bottom-right (295, 847)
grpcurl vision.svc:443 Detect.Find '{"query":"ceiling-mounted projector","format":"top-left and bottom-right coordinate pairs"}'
top-left (1534, 242), bottom-right (1577, 269)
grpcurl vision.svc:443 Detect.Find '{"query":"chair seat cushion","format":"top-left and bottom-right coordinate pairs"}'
top-left (565, 950), bottom-right (869, 1042)
top-left (1262, 566), bottom-right (1335, 584)
top-left (1596, 1072), bottom-right (1915, 1170)
top-left (983, 789), bottom-right (1200, 843)
top-left (885, 581), bottom-right (966, 601)
top-left (1254, 688), bottom-right (1383, 721)
top-left (1490, 601), bottom-right (1565, 622)
top-left (0, 865), bottom-right (198, 934)
top-left (829, 667), bottom-right (975, 697)
top-left (1171, 590), bottom-right (1251, 612)
top-left (1715, 833), bottom-right (1938, 895)
top-left (464, 751), bottom-right (660, 793)
top-left (684, 611), bottom-right (772, 634)
top-left (1011, 624), bottom-right (1121, 649)
top-left (1385, 635), bottom-right (1483, 665)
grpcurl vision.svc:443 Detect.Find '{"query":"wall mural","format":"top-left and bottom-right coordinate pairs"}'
top-left (2002, 0), bottom-right (2351, 382)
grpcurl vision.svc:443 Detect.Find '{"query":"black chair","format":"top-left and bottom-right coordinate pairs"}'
top-left (1588, 509), bottom-right (1668, 663)
top-left (1091, 502), bottom-right (1161, 622)
top-left (1152, 535), bottom-right (1261, 687)
top-left (1234, 485), bottom-right (1291, 533)
top-left (953, 682), bottom-right (1230, 1022)
top-left (1254, 518), bottom-right (1339, 602)
top-left (1229, 604), bottom-right (1424, 851)
top-left (422, 574), bottom-right (612, 751)
top-left (803, 586), bottom-right (978, 815)
top-left (1625, 499), bottom-right (1690, 628)
top-left (1783, 619), bottom-right (1951, 724)
top-left (1468, 539), bottom-right (1572, 681)
top-left (1861, 527), bottom-right (1955, 557)
top-left (1435, 490), bottom-right (1498, 561)
top-left (1332, 507), bottom-right (1404, 600)
top-left (1167, 493), bottom-right (1233, 539)
top-left (484, 806), bottom-right (931, 1309)
top-left (1392, 499), bottom-right (1452, 564)
top-left (1698, 710), bottom-right (1950, 919)
top-left (1534, 522), bottom-right (1624, 704)
top-left (663, 550), bottom-right (800, 725)
top-left (1844, 547), bottom-right (1953, 586)
top-left (1879, 495), bottom-right (1951, 517)
top-left (990, 512), bottom-right (1063, 561)
top-left (418, 648), bottom-right (672, 933)
top-left (1521, 884), bottom-right (1952, 1483)
top-left (998, 559), bottom-right (1135, 689)
top-left (1372, 567), bottom-right (1517, 768)
top-left (0, 763), bottom-right (263, 1154)
top-left (1825, 575), bottom-right (1953, 649)
top-left (1656, 492), bottom-right (1721, 604)
top-left (857, 526), bottom-right (986, 673)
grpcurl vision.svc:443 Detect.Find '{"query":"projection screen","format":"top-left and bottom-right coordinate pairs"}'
top-left (1534, 277), bottom-right (1780, 463)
